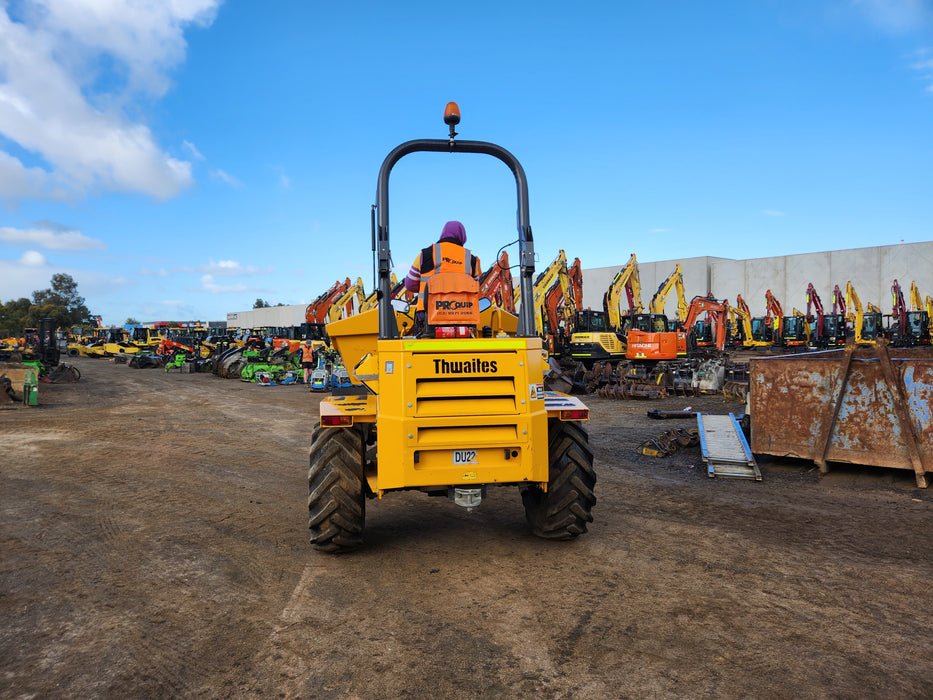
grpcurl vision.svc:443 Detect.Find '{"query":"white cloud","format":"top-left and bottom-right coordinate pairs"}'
top-left (0, 1), bottom-right (221, 202)
top-left (211, 168), bottom-right (241, 188)
top-left (0, 224), bottom-right (107, 250)
top-left (139, 267), bottom-right (170, 277)
top-left (19, 250), bottom-right (48, 266)
top-left (199, 274), bottom-right (253, 294)
top-left (178, 259), bottom-right (271, 276)
top-left (183, 140), bottom-right (206, 161)
top-left (763, 210), bottom-right (786, 217)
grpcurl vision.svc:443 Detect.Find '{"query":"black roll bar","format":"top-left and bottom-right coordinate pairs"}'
top-left (374, 138), bottom-right (535, 339)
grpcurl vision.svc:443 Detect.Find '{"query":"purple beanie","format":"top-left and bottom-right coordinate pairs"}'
top-left (439, 220), bottom-right (466, 245)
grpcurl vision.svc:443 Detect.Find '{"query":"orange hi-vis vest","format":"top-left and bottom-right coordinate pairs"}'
top-left (301, 344), bottom-right (316, 363)
top-left (416, 241), bottom-right (477, 311)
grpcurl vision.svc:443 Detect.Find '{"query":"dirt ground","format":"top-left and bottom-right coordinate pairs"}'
top-left (1, 356), bottom-right (931, 699)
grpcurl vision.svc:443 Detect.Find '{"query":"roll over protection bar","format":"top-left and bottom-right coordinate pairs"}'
top-left (374, 138), bottom-right (536, 340)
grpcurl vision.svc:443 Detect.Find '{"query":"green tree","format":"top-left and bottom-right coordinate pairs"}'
top-left (125, 317), bottom-right (141, 325)
top-left (0, 297), bottom-right (32, 336)
top-left (31, 273), bottom-right (92, 326)
top-left (253, 298), bottom-right (271, 309)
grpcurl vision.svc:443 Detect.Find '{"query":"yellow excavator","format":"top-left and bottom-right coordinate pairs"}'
top-left (845, 281), bottom-right (884, 344)
top-left (514, 249), bottom-right (573, 350)
top-left (645, 262), bottom-right (688, 329)
top-left (327, 277), bottom-right (367, 324)
top-left (569, 253), bottom-right (639, 365)
top-left (728, 295), bottom-right (756, 348)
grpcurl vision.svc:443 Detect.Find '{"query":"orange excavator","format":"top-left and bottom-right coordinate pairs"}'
top-left (301, 278), bottom-right (351, 342)
top-left (541, 255), bottom-right (580, 356)
top-left (478, 251), bottom-right (515, 313)
top-left (626, 295), bottom-right (729, 361)
top-left (762, 290), bottom-right (783, 343)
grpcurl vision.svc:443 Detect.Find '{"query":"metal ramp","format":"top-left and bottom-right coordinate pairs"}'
top-left (697, 413), bottom-right (761, 480)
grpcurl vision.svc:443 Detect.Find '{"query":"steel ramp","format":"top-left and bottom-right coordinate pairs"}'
top-left (697, 413), bottom-right (761, 480)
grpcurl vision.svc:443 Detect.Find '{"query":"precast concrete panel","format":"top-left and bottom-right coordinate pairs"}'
top-left (880, 243), bottom-right (933, 307)
top-left (581, 266), bottom-right (618, 311)
top-left (743, 258), bottom-right (776, 315)
top-left (786, 252), bottom-right (831, 312)
top-left (834, 247), bottom-right (886, 308)
top-left (710, 259), bottom-right (750, 309)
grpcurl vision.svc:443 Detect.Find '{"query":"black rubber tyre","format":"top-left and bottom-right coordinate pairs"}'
top-left (522, 419), bottom-right (596, 540)
top-left (308, 423), bottom-right (366, 553)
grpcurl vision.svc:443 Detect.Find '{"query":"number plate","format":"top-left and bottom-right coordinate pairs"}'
top-left (452, 449), bottom-right (478, 465)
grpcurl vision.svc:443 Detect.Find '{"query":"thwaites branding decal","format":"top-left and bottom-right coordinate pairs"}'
top-left (433, 357), bottom-right (499, 375)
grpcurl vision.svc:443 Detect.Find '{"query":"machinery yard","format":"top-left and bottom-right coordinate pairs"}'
top-left (2, 357), bottom-right (931, 698)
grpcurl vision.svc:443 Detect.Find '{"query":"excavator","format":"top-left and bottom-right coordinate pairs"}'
top-left (569, 253), bottom-right (639, 365)
top-left (728, 295), bottom-right (755, 348)
top-left (626, 295), bottom-right (729, 361)
top-left (890, 279), bottom-right (930, 347)
top-left (327, 277), bottom-right (367, 324)
top-left (514, 249), bottom-right (577, 355)
top-left (541, 256), bottom-right (580, 356)
top-left (645, 263), bottom-right (688, 331)
top-left (845, 281), bottom-right (885, 344)
top-left (927, 295), bottom-right (933, 343)
top-left (750, 290), bottom-right (783, 345)
top-left (780, 308), bottom-right (810, 348)
top-left (301, 278), bottom-right (351, 339)
top-left (478, 251), bottom-right (516, 313)
top-left (805, 283), bottom-right (846, 348)
top-left (360, 273), bottom-right (408, 313)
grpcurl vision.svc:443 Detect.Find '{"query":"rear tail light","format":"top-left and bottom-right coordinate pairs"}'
top-left (321, 415), bottom-right (352, 427)
top-left (561, 409), bottom-right (589, 421)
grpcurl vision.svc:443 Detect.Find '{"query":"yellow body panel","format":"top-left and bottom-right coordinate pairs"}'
top-left (369, 336), bottom-right (549, 491)
top-left (320, 325), bottom-right (552, 493)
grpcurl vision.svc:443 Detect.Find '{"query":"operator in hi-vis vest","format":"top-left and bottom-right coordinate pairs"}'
top-left (403, 221), bottom-right (482, 327)
top-left (300, 337), bottom-right (316, 388)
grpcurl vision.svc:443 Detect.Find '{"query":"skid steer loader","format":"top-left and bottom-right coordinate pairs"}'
top-left (308, 103), bottom-right (596, 552)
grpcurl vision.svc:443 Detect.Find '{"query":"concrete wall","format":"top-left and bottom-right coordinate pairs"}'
top-left (584, 242), bottom-right (933, 318)
top-left (583, 256), bottom-right (730, 319)
top-left (226, 304), bottom-right (306, 330)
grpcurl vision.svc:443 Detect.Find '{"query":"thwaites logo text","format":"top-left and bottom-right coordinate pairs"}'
top-left (433, 357), bottom-right (499, 374)
top-left (433, 299), bottom-right (474, 310)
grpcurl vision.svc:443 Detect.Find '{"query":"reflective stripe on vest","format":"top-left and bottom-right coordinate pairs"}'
top-left (417, 242), bottom-right (472, 310)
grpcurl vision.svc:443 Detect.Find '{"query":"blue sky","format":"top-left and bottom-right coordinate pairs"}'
top-left (1, 0), bottom-right (931, 325)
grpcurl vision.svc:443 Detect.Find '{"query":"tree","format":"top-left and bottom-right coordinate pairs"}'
top-left (125, 317), bottom-right (141, 325)
top-left (253, 298), bottom-right (271, 309)
top-left (31, 273), bottom-right (92, 326)
top-left (0, 297), bottom-right (32, 336)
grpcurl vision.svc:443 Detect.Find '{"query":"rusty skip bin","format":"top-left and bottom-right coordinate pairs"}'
top-left (749, 343), bottom-right (933, 488)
